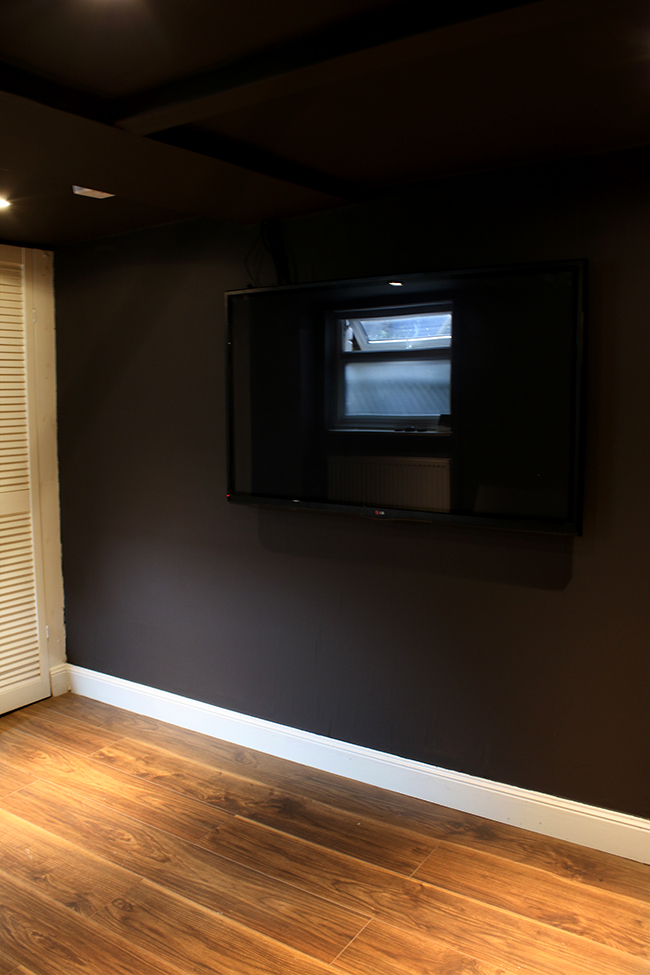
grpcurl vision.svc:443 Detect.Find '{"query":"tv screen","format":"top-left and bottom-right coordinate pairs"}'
top-left (226, 261), bottom-right (585, 534)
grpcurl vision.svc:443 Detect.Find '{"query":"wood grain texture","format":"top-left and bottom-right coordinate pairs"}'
top-left (0, 727), bottom-right (230, 841)
top-left (0, 948), bottom-right (21, 975)
top-left (147, 727), bottom-right (650, 903)
top-left (95, 877), bottom-right (336, 975)
top-left (419, 811), bottom-right (650, 904)
top-left (0, 707), bottom-right (124, 755)
top-left (415, 841), bottom-right (650, 957)
top-left (24, 693), bottom-right (170, 738)
top-left (42, 697), bottom-right (650, 902)
top-left (0, 869), bottom-right (187, 975)
top-left (94, 737), bottom-right (436, 873)
top-left (0, 759), bottom-right (35, 798)
top-left (1, 694), bottom-right (649, 975)
top-left (198, 813), bottom-right (650, 975)
top-left (0, 779), bottom-right (369, 963)
top-left (333, 918), bottom-right (511, 975)
top-left (0, 807), bottom-right (139, 917)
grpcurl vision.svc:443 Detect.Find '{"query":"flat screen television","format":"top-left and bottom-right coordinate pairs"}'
top-left (226, 261), bottom-right (586, 534)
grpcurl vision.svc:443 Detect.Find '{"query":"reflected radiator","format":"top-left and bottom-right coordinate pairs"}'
top-left (328, 456), bottom-right (450, 512)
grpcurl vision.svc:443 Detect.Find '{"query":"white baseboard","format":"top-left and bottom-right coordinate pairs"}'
top-left (66, 664), bottom-right (650, 865)
top-left (49, 663), bottom-right (70, 697)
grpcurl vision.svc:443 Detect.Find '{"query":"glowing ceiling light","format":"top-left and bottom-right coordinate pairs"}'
top-left (388, 280), bottom-right (403, 286)
top-left (0, 199), bottom-right (11, 209)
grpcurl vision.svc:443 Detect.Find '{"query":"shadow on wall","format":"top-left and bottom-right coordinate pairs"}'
top-left (258, 507), bottom-right (573, 590)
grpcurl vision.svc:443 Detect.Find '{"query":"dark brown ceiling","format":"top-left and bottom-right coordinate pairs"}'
top-left (0, 0), bottom-right (400, 97)
top-left (1, 0), bottom-right (649, 245)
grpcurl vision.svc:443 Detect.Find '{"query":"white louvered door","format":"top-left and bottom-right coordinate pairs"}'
top-left (0, 246), bottom-right (51, 711)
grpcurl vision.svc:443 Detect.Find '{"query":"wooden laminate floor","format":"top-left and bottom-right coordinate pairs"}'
top-left (0, 694), bottom-right (648, 975)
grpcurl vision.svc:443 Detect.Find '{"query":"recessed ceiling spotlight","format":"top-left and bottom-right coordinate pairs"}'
top-left (72, 185), bottom-right (115, 199)
top-left (388, 280), bottom-right (403, 286)
top-left (0, 199), bottom-right (11, 209)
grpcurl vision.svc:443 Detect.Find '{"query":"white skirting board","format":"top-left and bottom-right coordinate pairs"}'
top-left (66, 664), bottom-right (650, 865)
top-left (49, 663), bottom-right (71, 697)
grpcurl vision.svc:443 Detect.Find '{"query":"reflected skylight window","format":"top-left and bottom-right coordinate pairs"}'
top-left (342, 311), bottom-right (451, 352)
top-left (336, 306), bottom-right (453, 430)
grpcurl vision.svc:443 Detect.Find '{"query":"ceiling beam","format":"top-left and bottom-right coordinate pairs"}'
top-left (149, 126), bottom-right (367, 201)
top-left (0, 60), bottom-right (111, 123)
top-left (0, 91), bottom-right (342, 223)
top-left (0, 0), bottom-right (554, 203)
top-left (113, 0), bottom-right (540, 134)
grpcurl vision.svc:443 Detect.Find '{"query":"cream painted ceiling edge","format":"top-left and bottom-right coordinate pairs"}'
top-left (0, 244), bottom-right (65, 713)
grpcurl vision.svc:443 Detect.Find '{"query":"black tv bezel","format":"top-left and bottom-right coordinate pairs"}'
top-left (225, 260), bottom-right (586, 535)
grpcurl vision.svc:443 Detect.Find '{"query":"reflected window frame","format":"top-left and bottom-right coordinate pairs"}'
top-left (332, 302), bottom-right (453, 433)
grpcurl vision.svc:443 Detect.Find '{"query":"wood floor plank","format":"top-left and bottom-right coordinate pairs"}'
top-left (0, 950), bottom-right (21, 975)
top-left (332, 918), bottom-right (511, 975)
top-left (94, 877), bottom-right (336, 975)
top-left (275, 766), bottom-right (650, 904)
top-left (0, 779), bottom-right (370, 964)
top-left (36, 694), bottom-right (326, 797)
top-left (0, 807), bottom-right (140, 917)
top-left (7, 695), bottom-right (649, 975)
top-left (103, 709), bottom-right (461, 829)
top-left (45, 697), bottom-right (650, 905)
top-left (0, 727), bottom-right (231, 842)
top-left (0, 708), bottom-right (124, 755)
top-left (0, 869), bottom-right (188, 975)
top-left (93, 737), bottom-right (436, 873)
top-left (36, 695), bottom-right (445, 831)
top-left (197, 813), bottom-right (650, 975)
top-left (118, 718), bottom-right (650, 904)
top-left (0, 759), bottom-right (35, 798)
top-left (30, 699), bottom-right (557, 873)
top-left (422, 812), bottom-right (650, 904)
top-left (24, 694), bottom-right (170, 738)
top-left (133, 717), bottom-right (343, 790)
top-left (414, 841), bottom-right (650, 958)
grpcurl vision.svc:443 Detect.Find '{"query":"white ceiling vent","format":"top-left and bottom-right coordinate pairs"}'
top-left (72, 186), bottom-right (115, 199)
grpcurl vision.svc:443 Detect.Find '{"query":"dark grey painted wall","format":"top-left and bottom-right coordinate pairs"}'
top-left (55, 148), bottom-right (650, 819)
